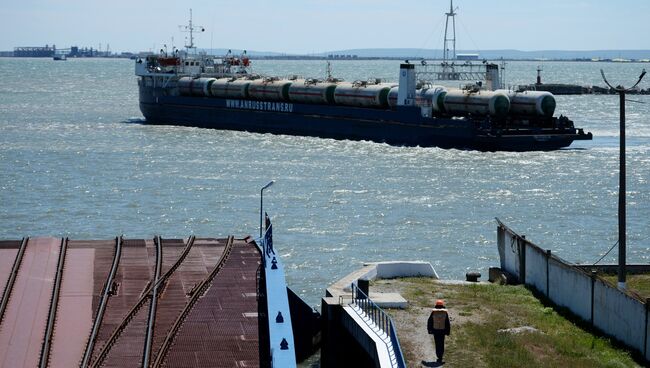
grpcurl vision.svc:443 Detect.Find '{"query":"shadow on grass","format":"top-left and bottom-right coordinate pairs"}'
top-left (525, 284), bottom-right (646, 366)
top-left (421, 360), bottom-right (445, 367)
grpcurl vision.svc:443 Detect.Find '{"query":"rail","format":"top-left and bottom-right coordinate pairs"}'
top-left (142, 236), bottom-right (163, 367)
top-left (81, 236), bottom-right (123, 368)
top-left (90, 236), bottom-right (196, 368)
top-left (348, 283), bottom-right (407, 368)
top-left (0, 237), bottom-right (28, 327)
top-left (151, 235), bottom-right (235, 368)
top-left (39, 237), bottom-right (68, 368)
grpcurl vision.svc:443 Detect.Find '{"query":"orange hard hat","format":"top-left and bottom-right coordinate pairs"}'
top-left (435, 299), bottom-right (445, 307)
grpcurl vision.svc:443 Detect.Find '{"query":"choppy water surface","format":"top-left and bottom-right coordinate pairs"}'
top-left (1, 58), bottom-right (649, 306)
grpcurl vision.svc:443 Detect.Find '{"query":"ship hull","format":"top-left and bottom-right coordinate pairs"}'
top-left (139, 85), bottom-right (590, 151)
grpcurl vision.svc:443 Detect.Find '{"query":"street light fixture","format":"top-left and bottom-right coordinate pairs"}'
top-left (260, 180), bottom-right (275, 237)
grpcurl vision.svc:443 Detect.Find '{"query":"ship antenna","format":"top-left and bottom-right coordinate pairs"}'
top-left (179, 8), bottom-right (205, 53)
top-left (443, 0), bottom-right (458, 63)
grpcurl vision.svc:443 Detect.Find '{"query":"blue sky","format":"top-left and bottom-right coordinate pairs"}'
top-left (2, 0), bottom-right (649, 53)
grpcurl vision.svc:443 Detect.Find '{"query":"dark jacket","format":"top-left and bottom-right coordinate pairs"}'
top-left (427, 307), bottom-right (451, 336)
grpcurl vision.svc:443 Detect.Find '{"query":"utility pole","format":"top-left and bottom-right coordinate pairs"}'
top-left (600, 68), bottom-right (646, 290)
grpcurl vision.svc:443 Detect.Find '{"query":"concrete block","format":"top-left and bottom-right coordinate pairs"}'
top-left (368, 292), bottom-right (408, 309)
top-left (374, 261), bottom-right (438, 279)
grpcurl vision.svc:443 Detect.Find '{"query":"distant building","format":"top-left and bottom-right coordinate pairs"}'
top-left (456, 53), bottom-right (479, 61)
top-left (14, 45), bottom-right (56, 57)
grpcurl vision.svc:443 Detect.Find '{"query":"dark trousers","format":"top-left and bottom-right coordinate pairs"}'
top-left (433, 331), bottom-right (446, 361)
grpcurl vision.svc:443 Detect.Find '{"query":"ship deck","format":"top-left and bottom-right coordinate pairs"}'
top-left (0, 236), bottom-right (262, 368)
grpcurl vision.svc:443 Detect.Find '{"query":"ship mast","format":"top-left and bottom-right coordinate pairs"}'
top-left (443, 0), bottom-right (457, 63)
top-left (180, 9), bottom-right (205, 53)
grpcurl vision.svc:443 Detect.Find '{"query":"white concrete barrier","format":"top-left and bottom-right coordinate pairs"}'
top-left (496, 219), bottom-right (650, 362)
top-left (593, 279), bottom-right (647, 353)
top-left (548, 258), bottom-right (592, 322)
top-left (525, 245), bottom-right (548, 296)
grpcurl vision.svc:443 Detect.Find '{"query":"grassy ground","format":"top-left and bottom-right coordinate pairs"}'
top-left (372, 278), bottom-right (642, 368)
top-left (601, 274), bottom-right (650, 299)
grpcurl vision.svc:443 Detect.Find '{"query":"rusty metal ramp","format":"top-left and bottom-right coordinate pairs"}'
top-left (0, 236), bottom-right (262, 368)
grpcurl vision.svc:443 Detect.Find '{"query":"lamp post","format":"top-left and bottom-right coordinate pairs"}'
top-left (260, 180), bottom-right (275, 237)
top-left (600, 68), bottom-right (646, 290)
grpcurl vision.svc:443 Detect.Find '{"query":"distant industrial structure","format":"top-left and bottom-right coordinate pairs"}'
top-left (12, 45), bottom-right (99, 58)
top-left (8, 44), bottom-right (144, 58)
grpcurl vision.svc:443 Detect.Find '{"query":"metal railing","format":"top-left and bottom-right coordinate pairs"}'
top-left (348, 283), bottom-right (407, 368)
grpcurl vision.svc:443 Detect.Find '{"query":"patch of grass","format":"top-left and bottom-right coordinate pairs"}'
top-left (601, 274), bottom-right (650, 299)
top-left (382, 278), bottom-right (641, 367)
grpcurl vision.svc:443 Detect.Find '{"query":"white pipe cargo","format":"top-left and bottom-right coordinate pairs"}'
top-left (443, 90), bottom-right (510, 117)
top-left (210, 78), bottom-right (251, 99)
top-left (496, 90), bottom-right (556, 117)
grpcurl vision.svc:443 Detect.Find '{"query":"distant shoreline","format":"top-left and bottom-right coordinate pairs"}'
top-left (1, 55), bottom-right (649, 63)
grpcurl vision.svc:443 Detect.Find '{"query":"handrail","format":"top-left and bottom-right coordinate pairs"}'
top-left (348, 283), bottom-right (406, 368)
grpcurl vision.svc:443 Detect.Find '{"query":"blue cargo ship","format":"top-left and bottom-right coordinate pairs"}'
top-left (136, 11), bottom-right (591, 151)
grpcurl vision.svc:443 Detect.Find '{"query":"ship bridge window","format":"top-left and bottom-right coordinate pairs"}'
top-left (185, 61), bottom-right (189, 66)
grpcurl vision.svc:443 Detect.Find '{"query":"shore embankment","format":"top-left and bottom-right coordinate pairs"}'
top-left (372, 277), bottom-right (641, 367)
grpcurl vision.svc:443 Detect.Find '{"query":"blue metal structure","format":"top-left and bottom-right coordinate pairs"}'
top-left (260, 217), bottom-right (297, 368)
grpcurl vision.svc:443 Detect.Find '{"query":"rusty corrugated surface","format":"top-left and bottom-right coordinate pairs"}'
top-left (0, 238), bottom-right (61, 368)
top-left (162, 239), bottom-right (261, 367)
top-left (0, 237), bottom-right (266, 368)
top-left (0, 249), bottom-right (19, 302)
top-left (49, 248), bottom-right (96, 368)
top-left (89, 239), bottom-right (152, 366)
top-left (149, 238), bottom-right (226, 364)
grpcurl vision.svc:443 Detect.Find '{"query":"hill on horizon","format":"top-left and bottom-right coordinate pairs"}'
top-left (202, 48), bottom-right (650, 60)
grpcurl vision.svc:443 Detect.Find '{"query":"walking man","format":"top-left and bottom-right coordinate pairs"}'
top-left (427, 299), bottom-right (451, 363)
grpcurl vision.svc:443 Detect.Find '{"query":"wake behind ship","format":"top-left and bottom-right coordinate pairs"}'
top-left (136, 16), bottom-right (592, 151)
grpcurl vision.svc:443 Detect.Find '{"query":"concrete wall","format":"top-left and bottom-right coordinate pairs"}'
top-left (646, 309), bottom-right (650, 362)
top-left (498, 226), bottom-right (521, 281)
top-left (375, 261), bottom-right (437, 279)
top-left (547, 258), bottom-right (592, 322)
top-left (525, 245), bottom-right (547, 296)
top-left (496, 220), bottom-right (650, 361)
top-left (320, 297), bottom-right (375, 368)
top-left (593, 279), bottom-right (647, 353)
top-left (340, 307), bottom-right (381, 363)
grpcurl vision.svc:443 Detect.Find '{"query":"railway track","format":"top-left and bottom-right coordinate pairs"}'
top-left (80, 236), bottom-right (123, 368)
top-left (0, 237), bottom-right (28, 327)
top-left (90, 236), bottom-right (196, 368)
top-left (142, 236), bottom-right (163, 367)
top-left (151, 235), bottom-right (235, 368)
top-left (39, 237), bottom-right (68, 368)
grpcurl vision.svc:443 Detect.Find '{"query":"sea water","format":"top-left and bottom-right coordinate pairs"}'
top-left (1, 58), bottom-right (649, 307)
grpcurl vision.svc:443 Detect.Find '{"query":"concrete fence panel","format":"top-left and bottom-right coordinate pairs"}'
top-left (524, 245), bottom-right (548, 296)
top-left (499, 228), bottom-right (521, 281)
top-left (547, 258), bottom-right (592, 322)
top-left (593, 279), bottom-right (646, 354)
top-left (646, 308), bottom-right (650, 362)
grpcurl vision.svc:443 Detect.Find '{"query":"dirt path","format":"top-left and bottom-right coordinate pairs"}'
top-left (372, 279), bottom-right (485, 367)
